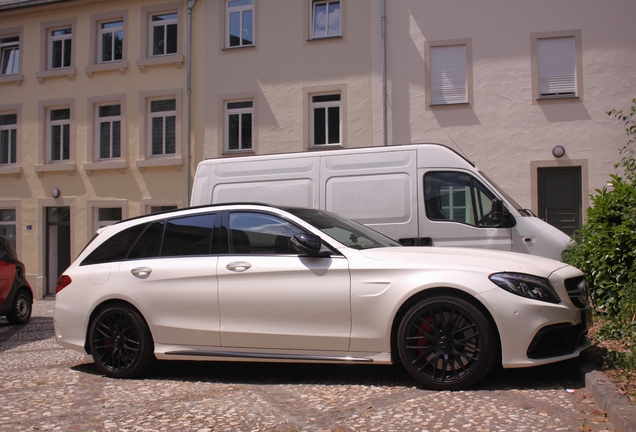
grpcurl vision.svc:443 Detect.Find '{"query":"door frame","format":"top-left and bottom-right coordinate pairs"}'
top-left (38, 197), bottom-right (75, 299)
top-left (530, 159), bottom-right (588, 222)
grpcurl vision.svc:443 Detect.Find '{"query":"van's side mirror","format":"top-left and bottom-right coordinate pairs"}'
top-left (491, 198), bottom-right (505, 226)
top-left (291, 233), bottom-right (324, 256)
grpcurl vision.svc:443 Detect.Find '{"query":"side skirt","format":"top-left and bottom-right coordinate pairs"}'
top-left (164, 350), bottom-right (375, 363)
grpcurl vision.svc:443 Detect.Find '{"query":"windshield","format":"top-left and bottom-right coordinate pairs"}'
top-left (283, 207), bottom-right (402, 250)
top-left (478, 171), bottom-right (533, 217)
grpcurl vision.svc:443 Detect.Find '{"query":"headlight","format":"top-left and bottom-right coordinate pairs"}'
top-left (489, 272), bottom-right (560, 304)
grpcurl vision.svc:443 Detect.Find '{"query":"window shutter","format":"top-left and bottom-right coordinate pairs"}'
top-left (537, 37), bottom-right (576, 98)
top-left (431, 45), bottom-right (467, 105)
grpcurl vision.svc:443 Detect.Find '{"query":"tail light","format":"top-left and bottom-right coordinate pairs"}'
top-left (55, 275), bottom-right (72, 293)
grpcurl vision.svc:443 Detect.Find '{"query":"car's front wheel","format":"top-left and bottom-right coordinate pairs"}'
top-left (7, 289), bottom-right (32, 325)
top-left (397, 295), bottom-right (497, 390)
top-left (89, 304), bottom-right (155, 378)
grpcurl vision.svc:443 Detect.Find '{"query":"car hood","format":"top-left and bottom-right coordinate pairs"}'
top-left (357, 246), bottom-right (571, 278)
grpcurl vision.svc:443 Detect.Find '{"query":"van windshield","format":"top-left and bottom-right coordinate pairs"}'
top-left (479, 171), bottom-right (533, 217)
top-left (283, 207), bottom-right (402, 250)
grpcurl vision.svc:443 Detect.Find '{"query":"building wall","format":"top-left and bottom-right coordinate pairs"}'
top-left (0, 0), bottom-right (189, 298)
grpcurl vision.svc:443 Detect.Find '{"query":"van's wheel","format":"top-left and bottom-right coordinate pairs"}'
top-left (397, 295), bottom-right (496, 390)
top-left (89, 304), bottom-right (155, 378)
top-left (7, 289), bottom-right (32, 325)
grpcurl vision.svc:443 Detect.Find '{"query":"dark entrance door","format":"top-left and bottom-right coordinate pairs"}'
top-left (46, 207), bottom-right (71, 295)
top-left (538, 167), bottom-right (582, 236)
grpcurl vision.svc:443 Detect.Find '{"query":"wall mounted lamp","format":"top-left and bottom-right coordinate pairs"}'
top-left (52, 188), bottom-right (61, 198)
top-left (552, 145), bottom-right (565, 158)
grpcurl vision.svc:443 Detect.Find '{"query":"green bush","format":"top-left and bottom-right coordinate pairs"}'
top-left (564, 99), bottom-right (636, 330)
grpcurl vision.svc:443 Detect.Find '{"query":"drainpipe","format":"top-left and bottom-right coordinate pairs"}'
top-left (186, 0), bottom-right (195, 205)
top-left (381, 0), bottom-right (388, 146)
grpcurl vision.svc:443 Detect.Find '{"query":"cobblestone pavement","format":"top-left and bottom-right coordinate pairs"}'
top-left (0, 300), bottom-right (616, 431)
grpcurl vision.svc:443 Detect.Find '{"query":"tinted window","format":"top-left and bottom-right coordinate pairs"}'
top-left (161, 213), bottom-right (216, 256)
top-left (228, 212), bottom-right (304, 255)
top-left (128, 221), bottom-right (164, 259)
top-left (81, 224), bottom-right (146, 266)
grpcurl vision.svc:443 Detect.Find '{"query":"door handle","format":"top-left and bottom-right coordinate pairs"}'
top-left (131, 267), bottom-right (152, 279)
top-left (226, 261), bottom-right (252, 272)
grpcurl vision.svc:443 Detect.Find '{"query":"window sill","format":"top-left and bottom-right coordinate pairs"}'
top-left (136, 156), bottom-right (183, 172)
top-left (0, 165), bottom-right (22, 179)
top-left (222, 150), bottom-right (255, 157)
top-left (85, 61), bottom-right (129, 77)
top-left (34, 162), bottom-right (76, 177)
top-left (537, 95), bottom-right (579, 101)
top-left (222, 45), bottom-right (256, 52)
top-left (36, 67), bottom-right (77, 83)
top-left (83, 160), bottom-right (127, 175)
top-left (429, 101), bottom-right (470, 107)
top-left (307, 35), bottom-right (343, 42)
top-left (0, 73), bottom-right (23, 86)
top-left (136, 54), bottom-right (184, 72)
top-left (309, 144), bottom-right (343, 150)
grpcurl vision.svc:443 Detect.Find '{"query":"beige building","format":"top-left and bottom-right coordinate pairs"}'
top-left (1, 0), bottom-right (635, 299)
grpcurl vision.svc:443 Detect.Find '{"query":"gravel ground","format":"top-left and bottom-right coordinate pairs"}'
top-left (0, 300), bottom-right (616, 431)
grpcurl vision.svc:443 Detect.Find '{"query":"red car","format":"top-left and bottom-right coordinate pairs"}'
top-left (0, 236), bottom-right (33, 325)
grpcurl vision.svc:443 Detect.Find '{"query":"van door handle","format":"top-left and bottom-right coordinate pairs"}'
top-left (131, 267), bottom-right (152, 279)
top-left (226, 261), bottom-right (252, 272)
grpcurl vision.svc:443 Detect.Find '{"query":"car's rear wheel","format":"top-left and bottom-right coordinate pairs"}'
top-left (397, 295), bottom-right (496, 390)
top-left (89, 304), bottom-right (155, 378)
top-left (7, 289), bottom-right (32, 325)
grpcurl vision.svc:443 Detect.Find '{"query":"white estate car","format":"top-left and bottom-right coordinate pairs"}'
top-left (54, 204), bottom-right (591, 390)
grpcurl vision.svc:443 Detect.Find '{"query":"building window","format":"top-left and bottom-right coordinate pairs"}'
top-left (0, 113), bottom-right (17, 165)
top-left (311, 94), bottom-right (341, 147)
top-left (0, 35), bottom-right (19, 75)
top-left (97, 104), bottom-right (121, 159)
top-left (537, 36), bottom-right (576, 98)
top-left (96, 207), bottom-right (122, 230)
top-left (312, 1), bottom-right (341, 39)
top-left (99, 20), bottom-right (123, 63)
top-left (150, 99), bottom-right (176, 155)
top-left (430, 44), bottom-right (467, 105)
top-left (49, 108), bottom-right (70, 161)
top-left (227, 0), bottom-right (254, 47)
top-left (0, 208), bottom-right (16, 247)
top-left (49, 28), bottom-right (72, 69)
top-left (151, 12), bottom-right (178, 56)
top-left (149, 205), bottom-right (177, 214)
top-left (226, 101), bottom-right (253, 152)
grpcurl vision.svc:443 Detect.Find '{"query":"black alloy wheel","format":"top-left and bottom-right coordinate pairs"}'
top-left (397, 295), bottom-right (496, 390)
top-left (7, 289), bottom-right (32, 325)
top-left (89, 305), bottom-right (155, 378)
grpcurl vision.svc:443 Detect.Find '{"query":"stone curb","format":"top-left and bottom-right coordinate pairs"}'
top-left (583, 367), bottom-right (636, 432)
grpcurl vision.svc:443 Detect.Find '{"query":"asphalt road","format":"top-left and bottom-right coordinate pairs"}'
top-left (0, 300), bottom-right (616, 431)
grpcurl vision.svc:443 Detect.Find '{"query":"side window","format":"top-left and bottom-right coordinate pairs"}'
top-left (81, 223), bottom-right (146, 266)
top-left (161, 213), bottom-right (216, 256)
top-left (424, 172), bottom-right (499, 227)
top-left (128, 221), bottom-right (164, 259)
top-left (227, 212), bottom-right (303, 254)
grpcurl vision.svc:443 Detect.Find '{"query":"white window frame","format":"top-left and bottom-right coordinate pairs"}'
top-left (310, 93), bottom-right (341, 147)
top-left (150, 12), bottom-right (178, 57)
top-left (141, 198), bottom-right (183, 215)
top-left (97, 104), bottom-right (122, 160)
top-left (149, 98), bottom-right (177, 156)
top-left (88, 201), bottom-right (128, 239)
top-left (48, 107), bottom-right (71, 162)
top-left (0, 35), bottom-right (19, 76)
top-left (225, 100), bottom-right (253, 152)
top-left (0, 207), bottom-right (17, 248)
top-left (226, 0), bottom-right (254, 48)
top-left (99, 20), bottom-right (123, 64)
top-left (311, 0), bottom-right (341, 39)
top-left (49, 27), bottom-right (72, 70)
top-left (95, 207), bottom-right (123, 230)
top-left (0, 112), bottom-right (17, 165)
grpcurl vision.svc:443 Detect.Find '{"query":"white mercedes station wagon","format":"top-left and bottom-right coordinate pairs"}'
top-left (54, 204), bottom-right (591, 390)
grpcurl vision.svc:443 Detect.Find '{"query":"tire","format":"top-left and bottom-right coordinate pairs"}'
top-left (7, 289), bottom-right (32, 325)
top-left (397, 295), bottom-right (497, 390)
top-left (88, 304), bottom-right (155, 378)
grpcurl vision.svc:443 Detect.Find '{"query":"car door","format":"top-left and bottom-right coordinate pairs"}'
top-left (421, 171), bottom-right (513, 250)
top-left (118, 212), bottom-right (221, 347)
top-left (217, 210), bottom-right (351, 351)
top-left (0, 238), bottom-right (17, 305)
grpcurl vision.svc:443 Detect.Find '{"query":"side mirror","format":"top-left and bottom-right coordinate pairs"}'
top-left (291, 233), bottom-right (324, 256)
top-left (491, 198), bottom-right (505, 226)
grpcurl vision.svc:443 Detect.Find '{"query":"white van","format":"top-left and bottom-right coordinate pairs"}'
top-left (191, 143), bottom-right (572, 260)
